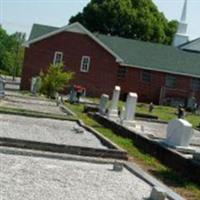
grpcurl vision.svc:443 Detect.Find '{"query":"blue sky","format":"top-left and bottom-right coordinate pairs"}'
top-left (0, 0), bottom-right (199, 40)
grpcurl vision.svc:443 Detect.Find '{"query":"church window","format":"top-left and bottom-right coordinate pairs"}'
top-left (80, 56), bottom-right (90, 72)
top-left (117, 66), bottom-right (128, 79)
top-left (191, 78), bottom-right (200, 91)
top-left (141, 70), bottom-right (151, 83)
top-left (165, 75), bottom-right (176, 88)
top-left (53, 51), bottom-right (63, 65)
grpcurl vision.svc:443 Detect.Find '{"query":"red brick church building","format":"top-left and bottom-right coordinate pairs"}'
top-left (21, 0), bottom-right (200, 105)
top-left (21, 21), bottom-right (200, 105)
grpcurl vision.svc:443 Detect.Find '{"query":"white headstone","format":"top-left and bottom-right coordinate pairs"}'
top-left (98, 94), bottom-right (109, 115)
top-left (107, 86), bottom-right (121, 120)
top-left (166, 119), bottom-right (193, 147)
top-left (121, 92), bottom-right (137, 127)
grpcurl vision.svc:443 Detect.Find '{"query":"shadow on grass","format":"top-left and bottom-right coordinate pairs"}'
top-left (149, 168), bottom-right (189, 188)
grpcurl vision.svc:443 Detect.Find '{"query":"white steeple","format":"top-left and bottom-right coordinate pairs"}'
top-left (173, 0), bottom-right (189, 47)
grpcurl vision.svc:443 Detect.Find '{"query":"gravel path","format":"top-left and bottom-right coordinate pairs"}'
top-left (1, 95), bottom-right (66, 115)
top-left (0, 114), bottom-right (107, 149)
top-left (0, 153), bottom-right (152, 200)
top-left (135, 120), bottom-right (200, 146)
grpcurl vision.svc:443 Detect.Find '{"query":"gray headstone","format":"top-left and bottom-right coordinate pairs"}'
top-left (31, 77), bottom-right (41, 95)
top-left (0, 77), bottom-right (5, 98)
top-left (98, 94), bottom-right (109, 115)
top-left (150, 186), bottom-right (166, 200)
top-left (113, 162), bottom-right (123, 172)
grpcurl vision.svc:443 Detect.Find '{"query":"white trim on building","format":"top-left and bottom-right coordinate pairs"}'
top-left (80, 56), bottom-right (90, 72)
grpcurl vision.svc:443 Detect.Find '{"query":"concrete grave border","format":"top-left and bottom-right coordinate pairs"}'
top-left (0, 115), bottom-right (127, 160)
top-left (92, 113), bottom-right (200, 184)
top-left (0, 146), bottom-right (185, 200)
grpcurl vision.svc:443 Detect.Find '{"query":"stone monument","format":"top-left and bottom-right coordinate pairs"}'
top-left (31, 77), bottom-right (41, 95)
top-left (0, 76), bottom-right (5, 98)
top-left (107, 86), bottom-right (121, 120)
top-left (121, 92), bottom-right (137, 127)
top-left (165, 119), bottom-right (193, 147)
top-left (98, 94), bottom-right (109, 115)
top-left (150, 186), bottom-right (166, 200)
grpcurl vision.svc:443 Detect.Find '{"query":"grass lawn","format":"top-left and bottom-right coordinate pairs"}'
top-left (89, 97), bottom-right (200, 127)
top-left (66, 102), bottom-right (200, 200)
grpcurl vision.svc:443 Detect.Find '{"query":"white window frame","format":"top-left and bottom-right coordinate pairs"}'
top-left (80, 56), bottom-right (90, 72)
top-left (53, 51), bottom-right (63, 65)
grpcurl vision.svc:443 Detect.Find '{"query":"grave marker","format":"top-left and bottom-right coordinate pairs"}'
top-left (166, 119), bottom-right (193, 147)
top-left (98, 94), bottom-right (109, 115)
top-left (107, 86), bottom-right (120, 120)
top-left (0, 77), bottom-right (5, 98)
top-left (121, 92), bottom-right (137, 127)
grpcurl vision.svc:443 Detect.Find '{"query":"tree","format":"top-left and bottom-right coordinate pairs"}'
top-left (69, 0), bottom-right (177, 44)
top-left (0, 26), bottom-right (25, 78)
top-left (10, 32), bottom-right (26, 80)
top-left (40, 63), bottom-right (74, 98)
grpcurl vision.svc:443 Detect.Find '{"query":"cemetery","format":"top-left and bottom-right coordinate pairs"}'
top-left (90, 86), bottom-right (200, 181)
top-left (1, 0), bottom-right (200, 199)
top-left (0, 147), bottom-right (183, 200)
top-left (66, 86), bottom-right (200, 199)
top-left (1, 93), bottom-right (67, 116)
top-left (0, 80), bottom-right (199, 199)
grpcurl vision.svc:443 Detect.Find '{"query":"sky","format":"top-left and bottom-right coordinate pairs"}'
top-left (0, 0), bottom-right (199, 40)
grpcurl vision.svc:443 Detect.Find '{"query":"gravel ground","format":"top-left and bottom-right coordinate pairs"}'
top-left (0, 114), bottom-right (107, 149)
top-left (0, 153), bottom-right (152, 200)
top-left (1, 95), bottom-right (66, 115)
top-left (135, 120), bottom-right (200, 147)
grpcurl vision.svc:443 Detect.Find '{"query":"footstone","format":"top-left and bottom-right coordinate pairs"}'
top-left (113, 162), bottom-right (123, 172)
top-left (98, 94), bottom-right (109, 115)
top-left (72, 126), bottom-right (84, 134)
top-left (121, 92), bottom-right (137, 128)
top-left (165, 119), bottom-right (193, 147)
top-left (107, 86), bottom-right (121, 120)
top-left (150, 186), bottom-right (166, 200)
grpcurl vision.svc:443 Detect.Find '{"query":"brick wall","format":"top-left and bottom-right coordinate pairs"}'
top-left (21, 31), bottom-right (200, 104)
top-left (21, 32), bottom-right (118, 97)
top-left (116, 67), bottom-right (200, 104)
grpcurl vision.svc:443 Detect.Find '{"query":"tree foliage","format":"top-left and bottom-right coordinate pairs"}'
top-left (0, 25), bottom-right (25, 78)
top-left (40, 63), bottom-right (74, 98)
top-left (70, 0), bottom-right (177, 44)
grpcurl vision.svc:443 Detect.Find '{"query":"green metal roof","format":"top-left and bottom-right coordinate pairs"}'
top-left (28, 24), bottom-right (59, 41)
top-left (180, 38), bottom-right (200, 53)
top-left (28, 24), bottom-right (200, 78)
top-left (96, 34), bottom-right (200, 77)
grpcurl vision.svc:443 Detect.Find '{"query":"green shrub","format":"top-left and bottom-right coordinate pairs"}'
top-left (40, 63), bottom-right (74, 98)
